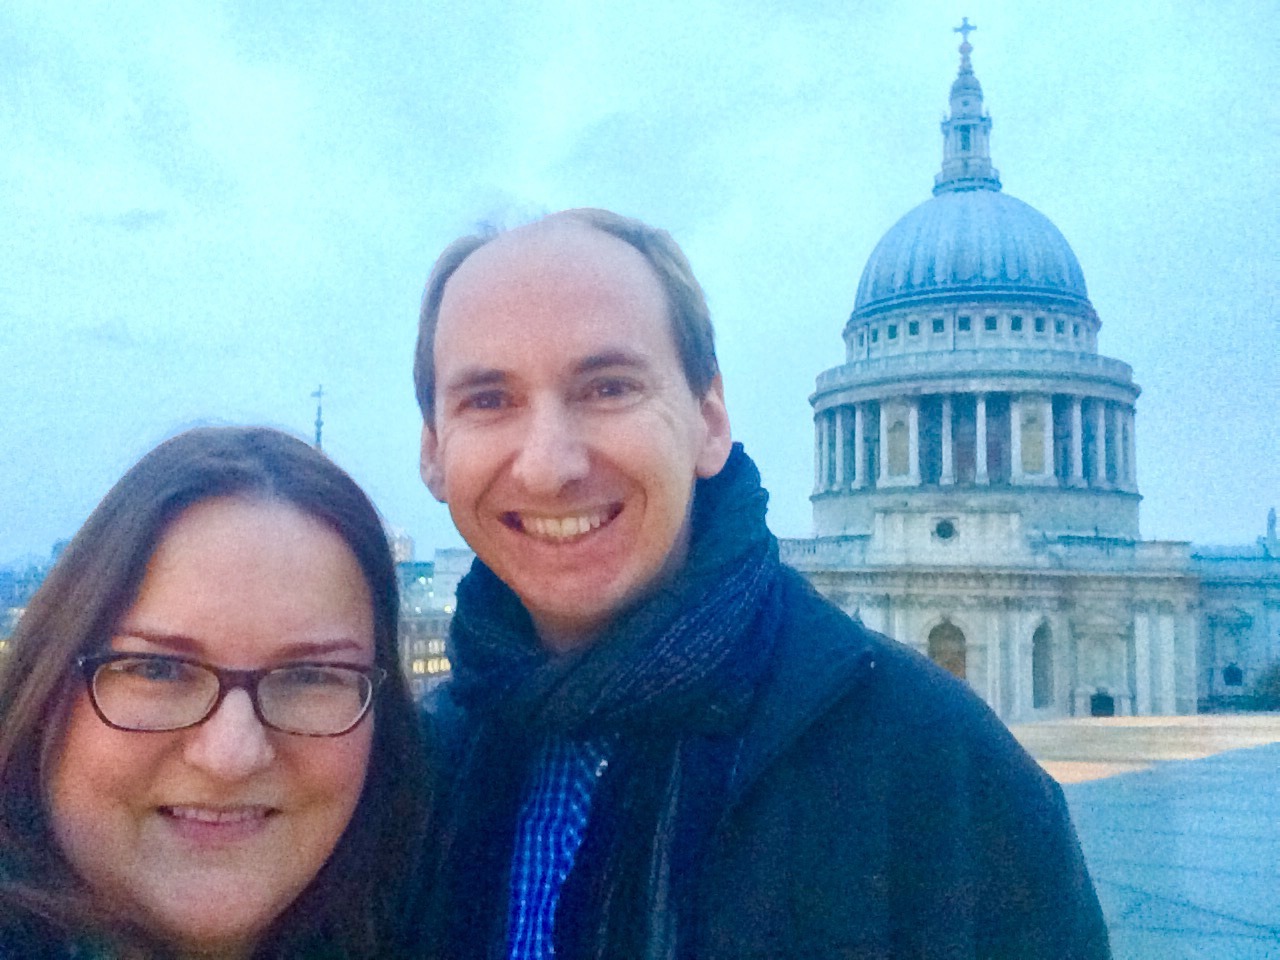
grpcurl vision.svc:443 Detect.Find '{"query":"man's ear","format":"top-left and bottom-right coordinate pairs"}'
top-left (419, 423), bottom-right (447, 502)
top-left (694, 375), bottom-right (733, 479)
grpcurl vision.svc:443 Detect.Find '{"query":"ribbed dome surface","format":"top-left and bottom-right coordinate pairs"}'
top-left (854, 189), bottom-right (1088, 313)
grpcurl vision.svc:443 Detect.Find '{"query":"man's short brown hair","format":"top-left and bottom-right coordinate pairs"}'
top-left (413, 208), bottom-right (719, 423)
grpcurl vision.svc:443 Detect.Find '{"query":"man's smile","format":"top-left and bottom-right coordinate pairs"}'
top-left (501, 504), bottom-right (624, 543)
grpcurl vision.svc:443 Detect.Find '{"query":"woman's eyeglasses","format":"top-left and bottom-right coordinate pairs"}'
top-left (76, 652), bottom-right (386, 737)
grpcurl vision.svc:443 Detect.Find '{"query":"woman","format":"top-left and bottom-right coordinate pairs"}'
top-left (0, 427), bottom-right (431, 959)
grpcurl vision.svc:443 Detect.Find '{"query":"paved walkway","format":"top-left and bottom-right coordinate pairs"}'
top-left (1010, 715), bottom-right (1280, 960)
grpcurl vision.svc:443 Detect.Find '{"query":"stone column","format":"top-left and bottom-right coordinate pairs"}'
top-left (1111, 404), bottom-right (1125, 490)
top-left (833, 407), bottom-right (846, 490)
top-left (1133, 608), bottom-right (1152, 715)
top-left (940, 394), bottom-right (955, 485)
top-left (1091, 400), bottom-right (1106, 487)
top-left (1157, 608), bottom-right (1177, 713)
top-left (813, 414), bottom-right (824, 493)
top-left (908, 398), bottom-right (921, 485)
top-left (853, 403), bottom-right (867, 489)
top-left (1127, 406), bottom-right (1138, 490)
top-left (1070, 396), bottom-right (1085, 486)
top-left (975, 393), bottom-right (989, 485)
top-left (878, 402), bottom-right (891, 486)
top-left (1010, 394), bottom-right (1025, 483)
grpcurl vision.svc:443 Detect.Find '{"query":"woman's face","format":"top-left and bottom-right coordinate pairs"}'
top-left (48, 497), bottom-right (376, 958)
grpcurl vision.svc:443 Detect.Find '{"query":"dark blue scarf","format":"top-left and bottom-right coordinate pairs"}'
top-left (431, 445), bottom-right (784, 959)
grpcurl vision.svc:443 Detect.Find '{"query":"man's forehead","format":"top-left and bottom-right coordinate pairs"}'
top-left (446, 220), bottom-right (659, 305)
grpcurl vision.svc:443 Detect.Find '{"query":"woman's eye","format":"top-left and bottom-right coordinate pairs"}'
top-left (115, 657), bottom-right (192, 683)
top-left (272, 666), bottom-right (360, 691)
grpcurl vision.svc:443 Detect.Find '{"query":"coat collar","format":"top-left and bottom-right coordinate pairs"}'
top-left (725, 567), bottom-right (879, 807)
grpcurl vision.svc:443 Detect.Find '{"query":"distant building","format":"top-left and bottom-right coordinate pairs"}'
top-left (396, 548), bottom-right (474, 694)
top-left (783, 31), bottom-right (1280, 720)
top-left (387, 528), bottom-right (416, 565)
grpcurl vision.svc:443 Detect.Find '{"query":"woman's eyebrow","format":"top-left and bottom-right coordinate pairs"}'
top-left (111, 630), bottom-right (199, 654)
top-left (112, 632), bottom-right (366, 661)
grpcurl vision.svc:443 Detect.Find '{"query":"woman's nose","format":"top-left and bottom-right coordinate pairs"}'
top-left (181, 688), bottom-right (275, 780)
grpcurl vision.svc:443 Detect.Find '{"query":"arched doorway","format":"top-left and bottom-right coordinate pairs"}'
top-left (928, 622), bottom-right (966, 679)
top-left (1032, 622), bottom-right (1054, 708)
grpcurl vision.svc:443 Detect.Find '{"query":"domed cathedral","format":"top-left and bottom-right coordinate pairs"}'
top-left (782, 22), bottom-right (1209, 722)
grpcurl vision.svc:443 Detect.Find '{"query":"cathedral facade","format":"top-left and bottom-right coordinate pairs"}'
top-left (780, 29), bottom-right (1279, 722)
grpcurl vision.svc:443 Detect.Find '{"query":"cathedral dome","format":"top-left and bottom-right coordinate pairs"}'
top-left (853, 189), bottom-right (1089, 313)
top-left (853, 24), bottom-right (1090, 317)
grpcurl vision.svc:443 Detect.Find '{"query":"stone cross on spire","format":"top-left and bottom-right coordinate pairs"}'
top-left (954, 17), bottom-right (976, 71)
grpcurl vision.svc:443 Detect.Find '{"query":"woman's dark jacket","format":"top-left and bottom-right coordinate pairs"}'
top-left (422, 566), bottom-right (1110, 959)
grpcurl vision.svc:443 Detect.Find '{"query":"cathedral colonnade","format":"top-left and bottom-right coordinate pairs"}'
top-left (814, 391), bottom-right (1137, 494)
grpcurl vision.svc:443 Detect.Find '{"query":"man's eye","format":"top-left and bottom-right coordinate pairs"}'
top-left (460, 390), bottom-right (507, 411)
top-left (584, 378), bottom-right (639, 401)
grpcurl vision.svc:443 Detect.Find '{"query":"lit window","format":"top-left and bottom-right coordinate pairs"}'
top-left (932, 318), bottom-right (944, 334)
top-left (958, 316), bottom-right (972, 332)
top-left (1034, 317), bottom-right (1046, 333)
top-left (411, 658), bottom-right (427, 675)
top-left (1010, 315), bottom-right (1023, 332)
top-left (984, 316), bottom-right (998, 332)
top-left (888, 324), bottom-right (898, 340)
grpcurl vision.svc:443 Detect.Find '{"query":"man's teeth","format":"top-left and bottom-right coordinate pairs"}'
top-left (523, 510), bottom-right (609, 541)
top-left (164, 806), bottom-right (271, 824)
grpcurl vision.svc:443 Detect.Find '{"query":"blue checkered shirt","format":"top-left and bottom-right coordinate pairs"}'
top-left (506, 735), bottom-right (614, 959)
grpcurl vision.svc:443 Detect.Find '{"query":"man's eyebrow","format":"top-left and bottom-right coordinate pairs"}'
top-left (441, 367), bottom-right (509, 394)
top-left (574, 350), bottom-right (650, 375)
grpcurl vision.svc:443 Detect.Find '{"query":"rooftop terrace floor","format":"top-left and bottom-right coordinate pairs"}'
top-left (1010, 714), bottom-right (1280, 959)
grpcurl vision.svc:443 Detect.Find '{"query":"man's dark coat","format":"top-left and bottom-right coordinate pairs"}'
top-left (422, 567), bottom-right (1110, 959)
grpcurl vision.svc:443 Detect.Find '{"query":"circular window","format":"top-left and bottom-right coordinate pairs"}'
top-left (934, 519), bottom-right (957, 541)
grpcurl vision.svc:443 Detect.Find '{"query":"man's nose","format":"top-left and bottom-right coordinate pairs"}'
top-left (182, 688), bottom-right (275, 780)
top-left (510, 400), bottom-right (590, 495)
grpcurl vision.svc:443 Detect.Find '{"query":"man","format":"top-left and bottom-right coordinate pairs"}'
top-left (411, 208), bottom-right (1109, 959)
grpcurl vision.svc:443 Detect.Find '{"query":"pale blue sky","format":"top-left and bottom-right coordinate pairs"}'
top-left (2, 0), bottom-right (1276, 565)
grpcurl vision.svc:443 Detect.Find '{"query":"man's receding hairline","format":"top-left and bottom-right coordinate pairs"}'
top-left (437, 216), bottom-right (677, 333)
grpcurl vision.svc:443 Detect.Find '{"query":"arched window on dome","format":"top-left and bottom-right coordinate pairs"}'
top-left (1032, 622), bottom-right (1054, 708)
top-left (887, 416), bottom-right (909, 477)
top-left (1020, 405), bottom-right (1045, 475)
top-left (928, 622), bottom-right (966, 680)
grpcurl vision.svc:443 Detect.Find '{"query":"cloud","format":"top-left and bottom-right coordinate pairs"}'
top-left (83, 208), bottom-right (170, 231)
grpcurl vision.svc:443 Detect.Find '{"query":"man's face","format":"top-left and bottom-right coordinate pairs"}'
top-left (421, 221), bottom-right (731, 652)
